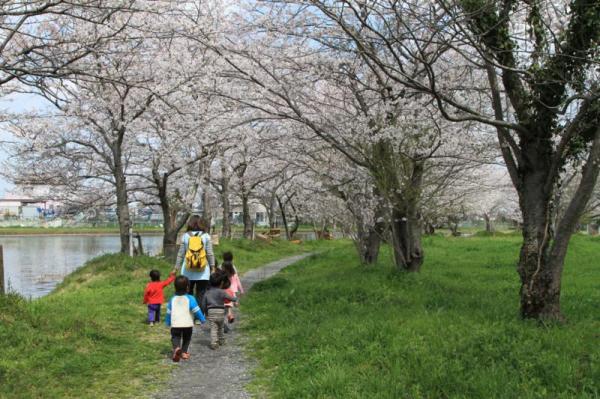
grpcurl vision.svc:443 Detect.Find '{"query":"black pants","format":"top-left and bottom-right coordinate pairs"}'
top-left (171, 327), bottom-right (193, 352)
top-left (189, 280), bottom-right (209, 304)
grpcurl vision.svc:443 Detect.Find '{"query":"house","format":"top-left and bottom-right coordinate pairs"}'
top-left (0, 196), bottom-right (51, 220)
top-left (227, 201), bottom-right (269, 226)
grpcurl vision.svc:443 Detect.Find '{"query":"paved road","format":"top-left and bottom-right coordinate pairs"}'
top-left (156, 253), bottom-right (314, 399)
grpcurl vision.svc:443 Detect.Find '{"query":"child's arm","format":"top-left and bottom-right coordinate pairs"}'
top-left (234, 274), bottom-right (244, 294)
top-left (223, 291), bottom-right (238, 303)
top-left (204, 234), bottom-right (215, 271)
top-left (161, 272), bottom-right (176, 288)
top-left (143, 285), bottom-right (149, 304)
top-left (165, 299), bottom-right (172, 327)
top-left (188, 295), bottom-right (206, 323)
top-left (200, 293), bottom-right (208, 315)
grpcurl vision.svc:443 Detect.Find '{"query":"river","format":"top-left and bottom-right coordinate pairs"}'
top-left (0, 234), bottom-right (163, 299)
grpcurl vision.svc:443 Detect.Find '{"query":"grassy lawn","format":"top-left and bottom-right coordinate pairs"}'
top-left (0, 239), bottom-right (329, 398)
top-left (243, 235), bottom-right (600, 399)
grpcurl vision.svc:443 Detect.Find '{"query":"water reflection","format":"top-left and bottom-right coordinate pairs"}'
top-left (0, 235), bottom-right (163, 299)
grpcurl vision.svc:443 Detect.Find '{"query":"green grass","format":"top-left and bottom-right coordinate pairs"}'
top-left (0, 238), bottom-right (328, 398)
top-left (0, 226), bottom-right (163, 235)
top-left (242, 235), bottom-right (600, 399)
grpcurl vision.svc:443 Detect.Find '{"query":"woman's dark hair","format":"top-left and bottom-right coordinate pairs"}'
top-left (149, 269), bottom-right (160, 282)
top-left (209, 269), bottom-right (230, 289)
top-left (186, 215), bottom-right (208, 232)
top-left (174, 276), bottom-right (189, 295)
top-left (221, 261), bottom-right (235, 277)
top-left (222, 251), bottom-right (233, 262)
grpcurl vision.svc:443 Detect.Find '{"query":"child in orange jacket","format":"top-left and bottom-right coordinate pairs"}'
top-left (143, 269), bottom-right (176, 325)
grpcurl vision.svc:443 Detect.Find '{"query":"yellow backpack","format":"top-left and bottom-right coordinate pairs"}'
top-left (185, 233), bottom-right (208, 270)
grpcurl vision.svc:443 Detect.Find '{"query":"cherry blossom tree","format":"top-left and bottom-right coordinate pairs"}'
top-left (4, 5), bottom-right (209, 253)
top-left (207, 5), bottom-right (487, 271)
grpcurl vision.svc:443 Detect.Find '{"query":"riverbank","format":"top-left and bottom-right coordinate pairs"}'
top-left (0, 239), bottom-right (333, 398)
top-left (242, 235), bottom-right (600, 398)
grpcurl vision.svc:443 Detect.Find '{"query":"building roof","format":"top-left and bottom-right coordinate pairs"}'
top-left (0, 198), bottom-right (43, 204)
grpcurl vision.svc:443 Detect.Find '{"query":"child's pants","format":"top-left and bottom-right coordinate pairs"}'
top-left (147, 304), bottom-right (161, 322)
top-left (207, 308), bottom-right (225, 346)
top-left (170, 327), bottom-right (193, 353)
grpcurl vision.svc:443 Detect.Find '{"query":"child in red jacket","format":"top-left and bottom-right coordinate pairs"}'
top-left (143, 269), bottom-right (176, 326)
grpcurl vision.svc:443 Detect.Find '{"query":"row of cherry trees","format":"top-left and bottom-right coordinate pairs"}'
top-left (213, 0), bottom-right (599, 321)
top-left (1, 0), bottom-right (598, 321)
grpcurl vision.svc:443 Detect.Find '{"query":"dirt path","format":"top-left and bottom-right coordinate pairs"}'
top-left (156, 253), bottom-right (314, 399)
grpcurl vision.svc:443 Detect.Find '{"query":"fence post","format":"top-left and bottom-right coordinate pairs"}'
top-left (0, 245), bottom-right (4, 295)
top-left (129, 224), bottom-right (134, 257)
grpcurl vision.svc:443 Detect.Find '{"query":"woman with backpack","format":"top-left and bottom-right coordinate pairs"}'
top-left (175, 215), bottom-right (215, 313)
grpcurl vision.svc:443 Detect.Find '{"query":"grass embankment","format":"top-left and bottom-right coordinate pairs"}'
top-left (0, 226), bottom-right (163, 235)
top-left (244, 235), bottom-right (600, 398)
top-left (0, 239), bottom-right (328, 399)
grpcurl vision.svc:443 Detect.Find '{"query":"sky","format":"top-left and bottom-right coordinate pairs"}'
top-left (0, 93), bottom-right (50, 196)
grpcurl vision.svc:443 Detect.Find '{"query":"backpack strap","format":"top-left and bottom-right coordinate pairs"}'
top-left (184, 231), bottom-right (199, 244)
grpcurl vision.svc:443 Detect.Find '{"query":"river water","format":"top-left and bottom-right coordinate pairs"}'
top-left (0, 234), bottom-right (163, 299)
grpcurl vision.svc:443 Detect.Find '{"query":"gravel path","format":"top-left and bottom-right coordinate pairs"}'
top-left (155, 253), bottom-right (314, 399)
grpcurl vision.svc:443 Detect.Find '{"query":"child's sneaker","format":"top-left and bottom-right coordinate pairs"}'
top-left (209, 343), bottom-right (218, 350)
top-left (172, 347), bottom-right (182, 362)
top-left (149, 322), bottom-right (155, 326)
top-left (182, 352), bottom-right (190, 360)
top-left (194, 319), bottom-right (201, 325)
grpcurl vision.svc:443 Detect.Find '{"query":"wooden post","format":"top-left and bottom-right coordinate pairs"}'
top-left (129, 225), bottom-right (134, 257)
top-left (135, 232), bottom-right (144, 256)
top-left (0, 245), bottom-right (4, 295)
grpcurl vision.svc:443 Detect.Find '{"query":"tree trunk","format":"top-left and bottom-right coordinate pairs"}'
top-left (162, 206), bottom-right (187, 264)
top-left (276, 195), bottom-right (290, 240)
top-left (289, 215), bottom-right (300, 239)
top-left (219, 162), bottom-right (231, 239)
top-left (518, 208), bottom-right (556, 319)
top-left (163, 229), bottom-right (179, 263)
top-left (355, 222), bottom-right (384, 265)
top-left (269, 195), bottom-right (277, 228)
top-left (484, 213), bottom-right (493, 233)
top-left (155, 171), bottom-right (190, 263)
top-left (518, 130), bottom-right (600, 320)
top-left (515, 140), bottom-right (559, 319)
top-left (134, 232), bottom-right (144, 256)
top-left (390, 207), bottom-right (424, 272)
top-left (288, 200), bottom-right (300, 240)
top-left (202, 188), bottom-right (212, 233)
top-left (353, 200), bottom-right (387, 264)
top-left (242, 193), bottom-right (253, 239)
top-left (448, 220), bottom-right (460, 236)
top-left (221, 190), bottom-right (231, 239)
top-left (388, 164), bottom-right (424, 272)
top-left (423, 221), bottom-right (435, 235)
top-left (113, 150), bottom-right (131, 254)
